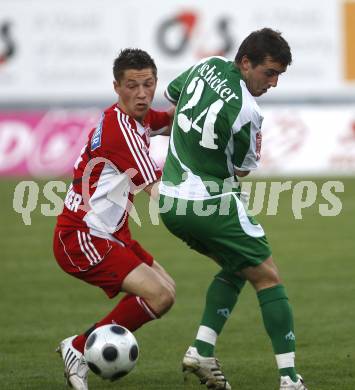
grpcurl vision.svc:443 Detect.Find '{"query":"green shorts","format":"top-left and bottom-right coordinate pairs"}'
top-left (159, 193), bottom-right (271, 273)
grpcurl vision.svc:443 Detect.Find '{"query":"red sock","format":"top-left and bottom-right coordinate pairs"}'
top-left (96, 294), bottom-right (158, 330)
top-left (72, 326), bottom-right (95, 353)
top-left (72, 294), bottom-right (157, 353)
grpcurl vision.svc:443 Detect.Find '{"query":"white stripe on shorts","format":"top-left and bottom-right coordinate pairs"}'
top-left (85, 233), bottom-right (102, 262)
top-left (77, 231), bottom-right (95, 265)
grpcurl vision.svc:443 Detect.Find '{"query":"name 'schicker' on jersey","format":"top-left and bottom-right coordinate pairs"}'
top-left (197, 63), bottom-right (239, 103)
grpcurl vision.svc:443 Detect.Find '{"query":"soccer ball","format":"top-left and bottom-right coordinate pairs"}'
top-left (84, 324), bottom-right (139, 381)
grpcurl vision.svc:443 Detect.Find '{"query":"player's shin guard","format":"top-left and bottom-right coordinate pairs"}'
top-left (193, 271), bottom-right (246, 357)
top-left (257, 284), bottom-right (298, 382)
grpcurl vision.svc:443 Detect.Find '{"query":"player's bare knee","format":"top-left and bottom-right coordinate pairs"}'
top-left (243, 257), bottom-right (282, 290)
top-left (153, 284), bottom-right (175, 315)
top-left (166, 280), bottom-right (176, 299)
top-left (251, 267), bottom-right (281, 290)
top-left (168, 277), bottom-right (176, 291)
top-left (160, 284), bottom-right (176, 311)
top-left (252, 275), bottom-right (281, 291)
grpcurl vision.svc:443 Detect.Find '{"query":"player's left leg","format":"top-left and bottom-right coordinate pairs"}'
top-left (160, 196), bottom-right (244, 389)
top-left (128, 239), bottom-right (176, 297)
top-left (56, 335), bottom-right (89, 390)
top-left (71, 261), bottom-right (175, 354)
top-left (150, 260), bottom-right (176, 292)
top-left (55, 233), bottom-right (175, 354)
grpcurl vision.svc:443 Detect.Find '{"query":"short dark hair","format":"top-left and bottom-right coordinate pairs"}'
top-left (113, 48), bottom-right (157, 82)
top-left (235, 28), bottom-right (292, 67)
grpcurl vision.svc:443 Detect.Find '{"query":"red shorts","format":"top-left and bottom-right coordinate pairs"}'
top-left (53, 228), bottom-right (154, 298)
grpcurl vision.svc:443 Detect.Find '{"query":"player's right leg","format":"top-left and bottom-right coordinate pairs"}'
top-left (191, 271), bottom-right (245, 358)
top-left (240, 257), bottom-right (308, 389)
top-left (280, 374), bottom-right (308, 390)
top-left (160, 195), bottom-right (246, 389)
top-left (180, 270), bottom-right (245, 390)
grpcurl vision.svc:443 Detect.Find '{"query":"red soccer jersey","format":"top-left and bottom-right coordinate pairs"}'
top-left (56, 104), bottom-right (170, 243)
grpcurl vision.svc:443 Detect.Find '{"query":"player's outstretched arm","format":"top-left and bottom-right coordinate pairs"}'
top-left (150, 106), bottom-right (176, 137)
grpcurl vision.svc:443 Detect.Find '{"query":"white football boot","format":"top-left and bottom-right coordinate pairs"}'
top-left (182, 346), bottom-right (231, 390)
top-left (56, 335), bottom-right (89, 390)
top-left (280, 374), bottom-right (308, 390)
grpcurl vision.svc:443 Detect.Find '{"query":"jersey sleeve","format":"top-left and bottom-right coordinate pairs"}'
top-left (165, 66), bottom-right (194, 103)
top-left (232, 112), bottom-right (263, 171)
top-left (99, 110), bottom-right (161, 187)
top-left (146, 108), bottom-right (171, 130)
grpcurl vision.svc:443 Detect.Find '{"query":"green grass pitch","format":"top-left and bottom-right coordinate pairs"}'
top-left (0, 177), bottom-right (354, 389)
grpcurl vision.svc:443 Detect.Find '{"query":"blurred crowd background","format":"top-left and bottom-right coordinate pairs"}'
top-left (1, 0), bottom-right (355, 178)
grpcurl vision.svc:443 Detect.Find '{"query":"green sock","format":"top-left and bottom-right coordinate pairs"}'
top-left (194, 339), bottom-right (215, 357)
top-left (280, 367), bottom-right (298, 381)
top-left (257, 285), bottom-right (298, 382)
top-left (193, 271), bottom-right (245, 357)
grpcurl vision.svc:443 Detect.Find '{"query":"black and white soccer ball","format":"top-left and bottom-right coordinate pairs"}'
top-left (84, 324), bottom-right (139, 381)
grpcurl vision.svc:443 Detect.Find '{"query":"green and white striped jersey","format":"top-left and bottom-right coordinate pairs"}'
top-left (160, 56), bottom-right (263, 199)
